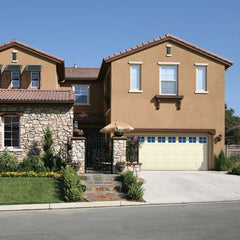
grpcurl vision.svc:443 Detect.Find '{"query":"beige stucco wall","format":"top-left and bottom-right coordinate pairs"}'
top-left (110, 41), bottom-right (226, 169)
top-left (0, 47), bottom-right (59, 89)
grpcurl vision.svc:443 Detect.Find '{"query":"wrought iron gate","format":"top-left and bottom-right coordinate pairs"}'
top-left (85, 133), bottom-right (112, 173)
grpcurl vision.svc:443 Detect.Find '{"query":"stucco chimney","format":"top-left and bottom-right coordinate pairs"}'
top-left (74, 63), bottom-right (77, 68)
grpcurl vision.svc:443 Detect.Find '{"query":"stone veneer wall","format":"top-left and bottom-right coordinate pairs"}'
top-left (69, 137), bottom-right (85, 174)
top-left (112, 137), bottom-right (127, 173)
top-left (0, 104), bottom-right (73, 161)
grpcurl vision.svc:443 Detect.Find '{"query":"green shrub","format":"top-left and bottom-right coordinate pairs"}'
top-left (43, 125), bottom-right (54, 169)
top-left (51, 157), bottom-right (65, 172)
top-left (229, 155), bottom-right (240, 167)
top-left (60, 167), bottom-right (83, 202)
top-left (232, 165), bottom-right (240, 175)
top-left (19, 155), bottom-right (46, 172)
top-left (127, 181), bottom-right (144, 200)
top-left (117, 170), bottom-right (144, 200)
top-left (0, 150), bottom-right (18, 172)
top-left (217, 151), bottom-right (233, 171)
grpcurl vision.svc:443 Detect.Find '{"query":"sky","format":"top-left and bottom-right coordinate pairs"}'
top-left (0, 0), bottom-right (239, 115)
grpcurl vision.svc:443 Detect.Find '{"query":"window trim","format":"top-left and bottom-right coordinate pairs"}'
top-left (195, 64), bottom-right (208, 94)
top-left (159, 64), bottom-right (179, 95)
top-left (129, 63), bottom-right (142, 92)
top-left (3, 115), bottom-right (20, 148)
top-left (31, 71), bottom-right (40, 88)
top-left (12, 50), bottom-right (18, 63)
top-left (73, 85), bottom-right (90, 105)
top-left (11, 71), bottom-right (20, 88)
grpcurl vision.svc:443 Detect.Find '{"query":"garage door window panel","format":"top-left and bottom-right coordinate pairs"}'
top-left (147, 136), bottom-right (155, 143)
top-left (158, 136), bottom-right (166, 143)
top-left (138, 136), bottom-right (145, 143)
top-left (179, 137), bottom-right (186, 143)
top-left (168, 136), bottom-right (176, 143)
top-left (189, 137), bottom-right (196, 143)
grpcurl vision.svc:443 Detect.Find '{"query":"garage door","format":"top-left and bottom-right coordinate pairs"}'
top-left (138, 135), bottom-right (208, 170)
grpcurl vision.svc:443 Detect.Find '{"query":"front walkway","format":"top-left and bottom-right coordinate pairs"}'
top-left (139, 171), bottom-right (240, 204)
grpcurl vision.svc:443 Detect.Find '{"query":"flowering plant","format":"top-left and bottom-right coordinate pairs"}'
top-left (116, 160), bottom-right (126, 166)
top-left (73, 129), bottom-right (84, 137)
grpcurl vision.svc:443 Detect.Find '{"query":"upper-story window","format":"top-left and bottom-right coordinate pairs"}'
top-left (160, 65), bottom-right (178, 95)
top-left (12, 50), bottom-right (18, 63)
top-left (195, 63), bottom-right (208, 93)
top-left (11, 71), bottom-right (20, 88)
top-left (166, 45), bottom-right (172, 57)
top-left (31, 71), bottom-right (40, 88)
top-left (3, 115), bottom-right (20, 147)
top-left (128, 61), bottom-right (143, 93)
top-left (73, 85), bottom-right (90, 105)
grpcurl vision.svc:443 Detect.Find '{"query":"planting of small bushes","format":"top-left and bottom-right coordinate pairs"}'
top-left (0, 171), bottom-right (60, 178)
top-left (217, 151), bottom-right (233, 171)
top-left (60, 167), bottom-right (83, 202)
top-left (117, 170), bottom-right (144, 200)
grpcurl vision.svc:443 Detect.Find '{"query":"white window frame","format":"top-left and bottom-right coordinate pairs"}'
top-left (31, 71), bottom-right (40, 88)
top-left (12, 50), bottom-right (18, 63)
top-left (128, 61), bottom-right (143, 93)
top-left (158, 63), bottom-right (180, 95)
top-left (73, 85), bottom-right (90, 105)
top-left (11, 71), bottom-right (20, 88)
top-left (3, 115), bottom-right (20, 148)
top-left (194, 63), bottom-right (209, 94)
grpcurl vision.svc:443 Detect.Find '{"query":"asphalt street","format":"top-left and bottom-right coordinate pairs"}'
top-left (0, 202), bottom-right (240, 240)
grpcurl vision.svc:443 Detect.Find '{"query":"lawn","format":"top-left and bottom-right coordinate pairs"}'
top-left (0, 177), bottom-right (63, 205)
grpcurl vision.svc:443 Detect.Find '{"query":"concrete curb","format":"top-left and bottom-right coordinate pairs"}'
top-left (0, 201), bottom-right (147, 212)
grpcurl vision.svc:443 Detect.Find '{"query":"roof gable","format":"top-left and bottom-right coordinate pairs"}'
top-left (103, 34), bottom-right (233, 69)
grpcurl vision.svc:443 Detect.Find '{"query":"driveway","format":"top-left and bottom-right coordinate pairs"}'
top-left (139, 171), bottom-right (240, 204)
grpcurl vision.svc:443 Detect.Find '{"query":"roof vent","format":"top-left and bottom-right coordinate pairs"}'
top-left (74, 63), bottom-right (77, 68)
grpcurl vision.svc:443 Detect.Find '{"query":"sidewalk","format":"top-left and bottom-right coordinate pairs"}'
top-left (0, 200), bottom-right (147, 211)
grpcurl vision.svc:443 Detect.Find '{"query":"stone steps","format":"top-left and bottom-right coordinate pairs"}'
top-left (81, 174), bottom-right (124, 201)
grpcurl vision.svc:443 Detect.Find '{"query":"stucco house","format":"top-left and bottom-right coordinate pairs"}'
top-left (0, 34), bottom-right (233, 172)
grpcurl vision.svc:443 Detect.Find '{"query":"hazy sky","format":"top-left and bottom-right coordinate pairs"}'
top-left (0, 0), bottom-right (239, 115)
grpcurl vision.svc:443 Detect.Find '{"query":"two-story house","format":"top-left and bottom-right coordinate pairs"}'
top-left (0, 34), bottom-right (233, 172)
top-left (0, 40), bottom-right (74, 160)
top-left (63, 34), bottom-right (233, 171)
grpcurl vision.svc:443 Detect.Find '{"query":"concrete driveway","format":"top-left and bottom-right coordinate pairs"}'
top-left (139, 171), bottom-right (240, 204)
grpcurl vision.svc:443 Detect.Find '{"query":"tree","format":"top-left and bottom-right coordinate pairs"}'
top-left (225, 104), bottom-right (240, 131)
top-left (42, 125), bottom-right (54, 169)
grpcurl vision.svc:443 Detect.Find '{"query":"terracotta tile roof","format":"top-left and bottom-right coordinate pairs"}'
top-left (65, 67), bottom-right (100, 80)
top-left (103, 34), bottom-right (233, 69)
top-left (0, 39), bottom-right (64, 63)
top-left (0, 89), bottom-right (74, 103)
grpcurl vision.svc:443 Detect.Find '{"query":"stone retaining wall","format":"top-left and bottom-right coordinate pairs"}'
top-left (0, 104), bottom-right (73, 161)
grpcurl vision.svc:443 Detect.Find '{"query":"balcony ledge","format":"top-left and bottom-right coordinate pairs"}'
top-left (154, 95), bottom-right (184, 110)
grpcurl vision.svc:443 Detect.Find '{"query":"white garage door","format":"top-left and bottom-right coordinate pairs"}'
top-left (138, 135), bottom-right (208, 170)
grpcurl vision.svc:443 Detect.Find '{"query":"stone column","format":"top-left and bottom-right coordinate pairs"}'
top-left (70, 137), bottom-right (86, 174)
top-left (112, 136), bottom-right (127, 173)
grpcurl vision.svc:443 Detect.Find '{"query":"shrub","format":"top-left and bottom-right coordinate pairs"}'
top-left (51, 156), bottom-right (66, 172)
top-left (217, 151), bottom-right (232, 171)
top-left (127, 182), bottom-right (144, 200)
top-left (43, 125), bottom-right (54, 169)
top-left (19, 155), bottom-right (46, 172)
top-left (0, 150), bottom-right (18, 172)
top-left (60, 167), bottom-right (83, 202)
top-left (117, 170), bottom-right (144, 200)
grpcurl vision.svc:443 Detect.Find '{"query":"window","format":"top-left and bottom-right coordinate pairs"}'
top-left (168, 136), bottom-right (176, 143)
top-left (179, 137), bottom-right (186, 143)
top-left (73, 86), bottom-right (90, 105)
top-left (31, 71), bottom-right (40, 88)
top-left (196, 66), bottom-right (206, 91)
top-left (12, 50), bottom-right (17, 62)
top-left (158, 136), bottom-right (166, 143)
top-left (137, 136), bottom-right (145, 143)
top-left (166, 45), bottom-right (172, 56)
top-left (189, 137), bottom-right (196, 143)
top-left (199, 137), bottom-right (207, 143)
top-left (130, 64), bottom-right (141, 91)
top-left (11, 71), bottom-right (20, 88)
top-left (3, 116), bottom-right (20, 147)
top-left (147, 136), bottom-right (155, 143)
top-left (160, 66), bottom-right (177, 95)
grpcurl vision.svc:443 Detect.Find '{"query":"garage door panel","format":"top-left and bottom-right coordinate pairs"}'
top-left (139, 135), bottom-right (208, 171)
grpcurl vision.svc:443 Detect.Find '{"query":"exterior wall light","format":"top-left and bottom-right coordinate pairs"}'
top-left (217, 133), bottom-right (223, 142)
top-left (74, 121), bottom-right (78, 129)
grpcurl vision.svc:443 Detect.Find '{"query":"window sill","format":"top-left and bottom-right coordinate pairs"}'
top-left (0, 148), bottom-right (23, 152)
top-left (194, 90), bottom-right (209, 94)
top-left (74, 103), bottom-right (91, 106)
top-left (166, 54), bottom-right (172, 57)
top-left (128, 90), bottom-right (143, 93)
top-left (11, 60), bottom-right (18, 63)
top-left (154, 95), bottom-right (184, 110)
